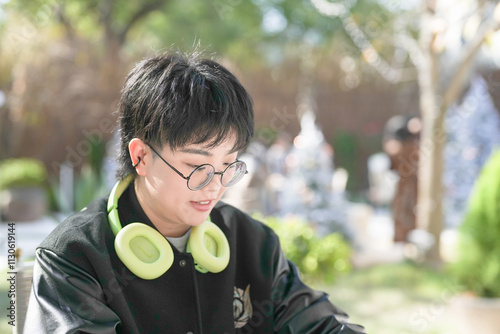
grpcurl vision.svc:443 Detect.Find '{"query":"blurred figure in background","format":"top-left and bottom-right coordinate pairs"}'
top-left (383, 115), bottom-right (422, 243)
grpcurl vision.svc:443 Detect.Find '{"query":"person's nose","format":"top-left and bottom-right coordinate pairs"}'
top-left (204, 172), bottom-right (223, 193)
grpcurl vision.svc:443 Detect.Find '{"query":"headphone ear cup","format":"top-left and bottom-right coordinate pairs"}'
top-left (187, 221), bottom-right (230, 273)
top-left (115, 223), bottom-right (174, 280)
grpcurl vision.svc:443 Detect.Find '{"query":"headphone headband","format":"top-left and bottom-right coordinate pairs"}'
top-left (107, 174), bottom-right (135, 236)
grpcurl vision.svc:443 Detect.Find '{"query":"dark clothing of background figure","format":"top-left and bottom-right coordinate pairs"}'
top-left (383, 115), bottom-right (421, 243)
top-left (389, 140), bottom-right (419, 242)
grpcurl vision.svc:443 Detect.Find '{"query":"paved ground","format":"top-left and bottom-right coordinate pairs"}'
top-left (337, 204), bottom-right (462, 333)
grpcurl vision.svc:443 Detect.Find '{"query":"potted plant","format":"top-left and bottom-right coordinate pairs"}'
top-left (450, 150), bottom-right (500, 334)
top-left (0, 158), bottom-right (48, 222)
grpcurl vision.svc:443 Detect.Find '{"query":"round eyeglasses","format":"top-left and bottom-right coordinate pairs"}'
top-left (147, 144), bottom-right (248, 191)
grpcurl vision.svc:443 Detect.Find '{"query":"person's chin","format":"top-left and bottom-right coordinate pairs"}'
top-left (188, 211), bottom-right (211, 226)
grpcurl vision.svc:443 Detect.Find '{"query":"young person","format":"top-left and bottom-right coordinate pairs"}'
top-left (25, 52), bottom-right (365, 333)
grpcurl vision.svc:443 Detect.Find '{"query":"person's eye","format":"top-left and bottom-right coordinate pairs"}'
top-left (187, 163), bottom-right (203, 169)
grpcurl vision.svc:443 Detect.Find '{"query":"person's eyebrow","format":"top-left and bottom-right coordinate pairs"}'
top-left (179, 148), bottom-right (212, 156)
top-left (179, 147), bottom-right (236, 156)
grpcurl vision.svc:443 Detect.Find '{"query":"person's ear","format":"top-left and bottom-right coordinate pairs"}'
top-left (129, 138), bottom-right (149, 176)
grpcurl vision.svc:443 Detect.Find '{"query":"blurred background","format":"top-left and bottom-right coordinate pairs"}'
top-left (1, 0), bottom-right (500, 333)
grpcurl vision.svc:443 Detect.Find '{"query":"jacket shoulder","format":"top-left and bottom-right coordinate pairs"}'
top-left (38, 197), bottom-right (113, 267)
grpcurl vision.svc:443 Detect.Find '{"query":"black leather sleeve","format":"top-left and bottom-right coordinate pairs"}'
top-left (271, 248), bottom-right (366, 334)
top-left (24, 249), bottom-right (121, 334)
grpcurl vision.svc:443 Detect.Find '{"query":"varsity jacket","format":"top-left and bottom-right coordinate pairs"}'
top-left (24, 182), bottom-right (366, 333)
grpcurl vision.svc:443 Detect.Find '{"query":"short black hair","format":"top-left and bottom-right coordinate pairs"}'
top-left (116, 52), bottom-right (254, 179)
top-left (383, 115), bottom-right (420, 142)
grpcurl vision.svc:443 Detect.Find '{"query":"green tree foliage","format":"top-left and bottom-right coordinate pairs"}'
top-left (2, 0), bottom-right (266, 64)
top-left (1, 0), bottom-right (401, 69)
top-left (133, 0), bottom-right (264, 64)
top-left (452, 150), bottom-right (500, 298)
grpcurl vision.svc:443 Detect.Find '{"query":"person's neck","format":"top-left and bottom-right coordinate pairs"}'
top-left (133, 177), bottom-right (190, 238)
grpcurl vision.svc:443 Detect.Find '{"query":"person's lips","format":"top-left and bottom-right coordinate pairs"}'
top-left (190, 199), bottom-right (214, 211)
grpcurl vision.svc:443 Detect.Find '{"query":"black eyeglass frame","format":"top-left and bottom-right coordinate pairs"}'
top-left (146, 144), bottom-right (248, 191)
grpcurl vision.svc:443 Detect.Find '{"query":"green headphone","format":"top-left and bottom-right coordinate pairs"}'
top-left (107, 174), bottom-right (230, 280)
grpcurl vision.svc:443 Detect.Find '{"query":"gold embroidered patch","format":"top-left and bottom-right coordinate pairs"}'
top-left (233, 285), bottom-right (252, 328)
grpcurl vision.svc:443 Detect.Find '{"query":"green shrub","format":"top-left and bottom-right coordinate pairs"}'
top-left (452, 150), bottom-right (500, 298)
top-left (257, 214), bottom-right (352, 284)
top-left (0, 158), bottom-right (48, 190)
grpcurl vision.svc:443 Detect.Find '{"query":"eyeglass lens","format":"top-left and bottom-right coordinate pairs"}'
top-left (188, 161), bottom-right (246, 190)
